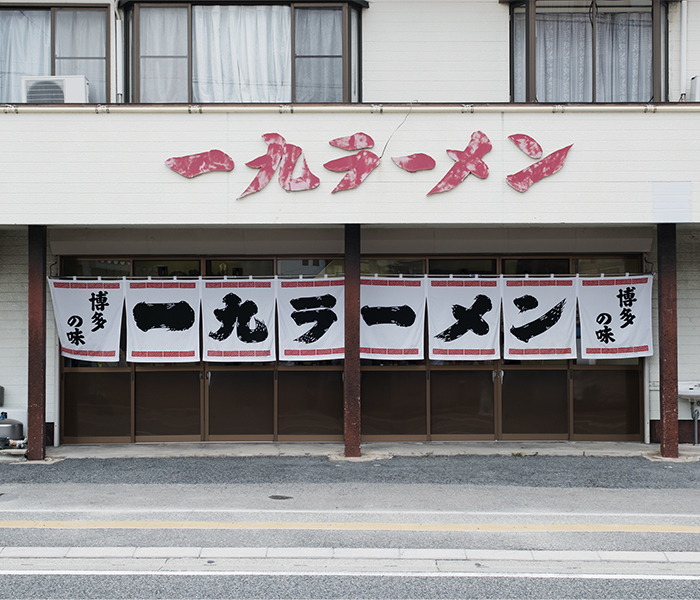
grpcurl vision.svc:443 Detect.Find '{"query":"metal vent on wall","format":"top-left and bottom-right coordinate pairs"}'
top-left (25, 80), bottom-right (65, 103)
top-left (20, 76), bottom-right (89, 104)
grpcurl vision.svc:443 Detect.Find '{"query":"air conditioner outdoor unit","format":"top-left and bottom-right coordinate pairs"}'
top-left (21, 75), bottom-right (89, 104)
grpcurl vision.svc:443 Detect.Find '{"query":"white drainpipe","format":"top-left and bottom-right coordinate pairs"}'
top-left (681, 0), bottom-right (688, 100)
top-left (644, 357), bottom-right (651, 444)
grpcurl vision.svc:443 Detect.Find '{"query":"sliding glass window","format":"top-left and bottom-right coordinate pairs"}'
top-left (128, 2), bottom-right (362, 103)
top-left (512, 0), bottom-right (666, 103)
top-left (0, 7), bottom-right (108, 103)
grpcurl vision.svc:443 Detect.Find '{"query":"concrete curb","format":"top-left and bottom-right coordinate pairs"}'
top-left (2, 547), bottom-right (700, 563)
top-left (2, 441), bottom-right (699, 463)
top-left (28, 441), bottom-right (700, 461)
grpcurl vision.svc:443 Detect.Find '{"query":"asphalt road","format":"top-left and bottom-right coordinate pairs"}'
top-left (2, 454), bottom-right (698, 487)
top-left (1, 455), bottom-right (699, 599)
top-left (2, 571), bottom-right (700, 599)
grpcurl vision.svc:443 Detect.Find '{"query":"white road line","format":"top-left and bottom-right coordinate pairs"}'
top-left (2, 508), bottom-right (700, 519)
top-left (0, 570), bottom-right (699, 581)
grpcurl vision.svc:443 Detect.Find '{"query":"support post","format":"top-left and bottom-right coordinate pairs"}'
top-left (27, 225), bottom-right (47, 461)
top-left (657, 223), bottom-right (679, 458)
top-left (344, 224), bottom-right (361, 457)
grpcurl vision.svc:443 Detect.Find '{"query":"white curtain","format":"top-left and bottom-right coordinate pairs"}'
top-left (139, 7), bottom-right (189, 103)
top-left (502, 279), bottom-right (578, 360)
top-left (577, 275), bottom-right (653, 359)
top-left (49, 280), bottom-right (125, 362)
top-left (537, 12), bottom-right (593, 103)
top-left (512, 11), bottom-right (527, 102)
top-left (359, 278), bottom-right (426, 361)
top-left (427, 279), bottom-right (502, 361)
top-left (276, 279), bottom-right (345, 362)
top-left (0, 10), bottom-right (50, 103)
top-left (294, 8), bottom-right (343, 103)
top-left (125, 281), bottom-right (202, 363)
top-left (350, 8), bottom-right (359, 102)
top-left (513, 10), bottom-right (652, 103)
top-left (54, 10), bottom-right (107, 103)
top-left (192, 5), bottom-right (291, 103)
top-left (596, 11), bottom-right (652, 102)
top-left (201, 280), bottom-right (277, 363)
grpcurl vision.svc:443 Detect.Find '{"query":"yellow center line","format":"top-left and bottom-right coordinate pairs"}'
top-left (0, 520), bottom-right (699, 533)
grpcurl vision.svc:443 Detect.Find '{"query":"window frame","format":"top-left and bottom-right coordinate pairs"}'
top-left (507, 0), bottom-right (668, 103)
top-left (0, 4), bottom-right (110, 103)
top-left (124, 1), bottom-right (363, 104)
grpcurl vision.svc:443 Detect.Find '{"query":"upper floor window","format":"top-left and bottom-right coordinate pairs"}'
top-left (511, 0), bottom-right (667, 102)
top-left (126, 2), bottom-right (363, 103)
top-left (0, 7), bottom-right (108, 103)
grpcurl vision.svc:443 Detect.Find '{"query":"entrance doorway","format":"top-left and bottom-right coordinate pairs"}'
top-left (59, 254), bottom-right (644, 443)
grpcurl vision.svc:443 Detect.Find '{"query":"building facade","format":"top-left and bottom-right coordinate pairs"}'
top-left (0, 0), bottom-right (697, 456)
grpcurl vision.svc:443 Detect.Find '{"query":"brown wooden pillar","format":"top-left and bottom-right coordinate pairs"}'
top-left (344, 224), bottom-right (361, 457)
top-left (27, 225), bottom-right (47, 461)
top-left (657, 223), bottom-right (679, 458)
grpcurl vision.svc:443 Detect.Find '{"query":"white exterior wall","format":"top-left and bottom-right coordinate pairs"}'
top-left (1, 109), bottom-right (699, 227)
top-left (649, 224), bottom-right (700, 423)
top-left (0, 229), bottom-right (58, 437)
top-left (362, 0), bottom-right (510, 103)
top-left (3, 0), bottom-right (700, 441)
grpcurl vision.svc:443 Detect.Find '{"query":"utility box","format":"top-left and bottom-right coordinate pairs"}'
top-left (678, 382), bottom-right (700, 445)
top-left (678, 381), bottom-right (700, 398)
top-left (21, 75), bottom-right (89, 104)
top-left (0, 412), bottom-right (22, 439)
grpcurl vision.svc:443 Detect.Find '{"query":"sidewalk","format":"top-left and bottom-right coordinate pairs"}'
top-left (2, 546), bottom-right (700, 564)
top-left (1, 440), bottom-right (696, 462)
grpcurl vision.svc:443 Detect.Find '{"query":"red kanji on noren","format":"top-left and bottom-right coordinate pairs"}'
top-left (427, 131), bottom-right (492, 196)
